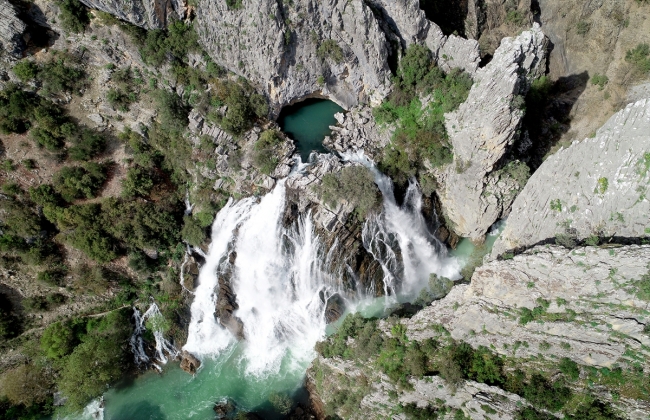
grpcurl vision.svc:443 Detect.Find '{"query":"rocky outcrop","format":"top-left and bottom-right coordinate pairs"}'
top-left (0, 0), bottom-right (27, 60)
top-left (492, 98), bottom-right (650, 256)
top-left (179, 350), bottom-right (201, 374)
top-left (79, 0), bottom-right (186, 29)
top-left (310, 244), bottom-right (650, 419)
top-left (196, 0), bottom-right (391, 112)
top-left (436, 24), bottom-right (547, 241)
top-left (323, 107), bottom-right (392, 160)
top-left (366, 0), bottom-right (481, 74)
top-left (409, 245), bottom-right (650, 369)
top-left (215, 252), bottom-right (245, 340)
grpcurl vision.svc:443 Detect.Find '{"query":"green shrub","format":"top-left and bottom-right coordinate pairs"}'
top-left (559, 357), bottom-right (580, 380)
top-left (53, 163), bottom-right (108, 202)
top-left (41, 321), bottom-right (79, 359)
top-left (140, 21), bottom-right (200, 67)
top-left (375, 45), bottom-right (471, 183)
top-left (252, 129), bottom-right (282, 175)
top-left (12, 61), bottom-right (39, 82)
top-left (68, 128), bottom-right (106, 161)
top-left (590, 74), bottom-right (609, 90)
top-left (152, 89), bottom-right (189, 134)
top-left (521, 374), bottom-right (572, 411)
top-left (625, 43), bottom-right (650, 74)
top-left (576, 21), bottom-right (591, 36)
top-left (122, 166), bottom-right (155, 198)
top-left (181, 216), bottom-right (207, 246)
top-left (318, 165), bottom-right (381, 221)
top-left (226, 0), bottom-right (243, 9)
top-left (57, 0), bottom-right (90, 33)
top-left (58, 310), bottom-right (132, 410)
top-left (268, 392), bottom-right (292, 415)
top-left (505, 10), bottom-right (525, 26)
top-left (0, 85), bottom-right (36, 133)
top-left (317, 40), bottom-right (345, 63)
top-left (39, 57), bottom-right (86, 96)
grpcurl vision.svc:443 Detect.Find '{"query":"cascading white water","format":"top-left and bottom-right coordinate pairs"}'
top-left (183, 152), bottom-right (460, 378)
top-left (129, 302), bottom-right (179, 369)
top-left (344, 152), bottom-right (461, 298)
top-left (184, 180), bottom-right (335, 376)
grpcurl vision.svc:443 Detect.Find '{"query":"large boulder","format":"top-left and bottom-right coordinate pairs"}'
top-left (492, 98), bottom-right (650, 256)
top-left (436, 24), bottom-right (547, 241)
top-left (179, 350), bottom-right (201, 374)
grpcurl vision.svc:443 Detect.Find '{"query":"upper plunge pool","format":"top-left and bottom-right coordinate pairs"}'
top-left (278, 98), bottom-right (344, 162)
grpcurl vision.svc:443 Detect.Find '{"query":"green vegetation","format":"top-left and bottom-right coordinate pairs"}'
top-left (590, 74), bottom-right (609, 90)
top-left (252, 130), bottom-right (282, 175)
top-left (316, 312), bottom-right (578, 415)
top-left (207, 80), bottom-right (269, 135)
top-left (57, 0), bottom-right (90, 33)
top-left (576, 21), bottom-right (591, 36)
top-left (595, 177), bottom-right (608, 194)
top-left (317, 165), bottom-right (381, 221)
top-left (317, 40), bottom-right (345, 64)
top-left (550, 198), bottom-right (562, 212)
top-left (625, 43), bottom-right (650, 75)
top-left (53, 163), bottom-right (108, 202)
top-left (414, 273), bottom-right (453, 306)
top-left (374, 44), bottom-right (472, 185)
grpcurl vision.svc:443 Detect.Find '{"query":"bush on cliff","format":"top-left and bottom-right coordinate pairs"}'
top-left (317, 165), bottom-right (381, 221)
top-left (374, 44), bottom-right (472, 185)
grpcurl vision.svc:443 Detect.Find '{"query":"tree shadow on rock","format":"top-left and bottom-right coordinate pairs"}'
top-left (518, 71), bottom-right (590, 172)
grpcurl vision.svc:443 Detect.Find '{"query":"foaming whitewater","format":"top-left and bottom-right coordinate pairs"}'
top-left (183, 152), bottom-right (460, 380)
top-left (343, 151), bottom-right (461, 298)
top-left (184, 181), bottom-right (335, 376)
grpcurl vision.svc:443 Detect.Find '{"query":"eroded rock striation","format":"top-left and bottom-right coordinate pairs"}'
top-left (310, 244), bottom-right (650, 419)
top-left (79, 0), bottom-right (186, 29)
top-left (436, 23), bottom-right (547, 241)
top-left (493, 98), bottom-right (650, 256)
top-left (0, 0), bottom-right (27, 60)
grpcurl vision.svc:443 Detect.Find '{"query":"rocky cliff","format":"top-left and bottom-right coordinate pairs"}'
top-left (492, 97), bottom-right (650, 256)
top-left (310, 244), bottom-right (650, 419)
top-left (79, 0), bottom-right (186, 29)
top-left (0, 0), bottom-right (27, 60)
top-left (435, 24), bottom-right (547, 241)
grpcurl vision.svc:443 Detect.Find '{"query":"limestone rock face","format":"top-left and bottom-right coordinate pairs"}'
top-left (79, 0), bottom-right (186, 29)
top-left (196, 0), bottom-right (391, 112)
top-left (0, 0), bottom-right (27, 60)
top-left (492, 98), bottom-right (650, 256)
top-left (437, 24), bottom-right (547, 241)
top-left (323, 106), bottom-right (391, 160)
top-left (408, 245), bottom-right (650, 370)
top-left (366, 0), bottom-right (481, 74)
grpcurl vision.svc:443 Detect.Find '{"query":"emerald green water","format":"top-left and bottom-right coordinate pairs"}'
top-left (278, 99), bottom-right (344, 162)
top-left (75, 223), bottom-right (505, 420)
top-left (100, 344), bottom-right (308, 420)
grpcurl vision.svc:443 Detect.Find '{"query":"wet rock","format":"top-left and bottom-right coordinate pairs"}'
top-left (324, 293), bottom-right (345, 323)
top-left (215, 252), bottom-right (245, 340)
top-left (179, 350), bottom-right (201, 374)
top-left (213, 398), bottom-right (236, 419)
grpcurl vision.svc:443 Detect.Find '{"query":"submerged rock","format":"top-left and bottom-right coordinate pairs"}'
top-left (323, 293), bottom-right (345, 324)
top-left (179, 350), bottom-right (201, 374)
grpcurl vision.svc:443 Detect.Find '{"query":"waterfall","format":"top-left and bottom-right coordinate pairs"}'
top-left (130, 302), bottom-right (179, 369)
top-left (344, 152), bottom-right (461, 298)
top-left (184, 181), bottom-right (335, 375)
top-left (183, 153), bottom-right (460, 377)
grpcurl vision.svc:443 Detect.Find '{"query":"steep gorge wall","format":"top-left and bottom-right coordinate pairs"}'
top-left (78, 0), bottom-right (187, 29)
top-left (493, 98), bottom-right (650, 256)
